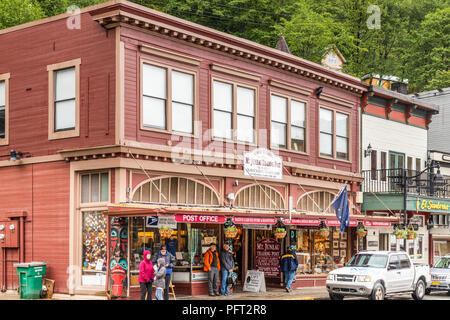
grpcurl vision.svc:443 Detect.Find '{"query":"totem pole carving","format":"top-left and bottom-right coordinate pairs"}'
top-left (109, 217), bottom-right (128, 297)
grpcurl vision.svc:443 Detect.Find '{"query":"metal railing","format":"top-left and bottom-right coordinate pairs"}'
top-left (362, 168), bottom-right (450, 199)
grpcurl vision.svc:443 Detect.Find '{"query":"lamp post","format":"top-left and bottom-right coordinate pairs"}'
top-left (402, 161), bottom-right (443, 230)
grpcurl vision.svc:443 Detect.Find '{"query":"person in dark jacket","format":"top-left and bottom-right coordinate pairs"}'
top-left (219, 243), bottom-right (235, 296)
top-left (138, 250), bottom-right (155, 300)
top-left (203, 243), bottom-right (221, 296)
top-left (279, 249), bottom-right (299, 293)
top-left (152, 245), bottom-right (175, 300)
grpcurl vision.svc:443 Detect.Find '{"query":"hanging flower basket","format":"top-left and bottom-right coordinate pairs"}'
top-left (318, 228), bottom-right (330, 238)
top-left (224, 227), bottom-right (238, 238)
top-left (159, 227), bottom-right (173, 239)
top-left (274, 228), bottom-right (287, 240)
top-left (407, 229), bottom-right (417, 240)
top-left (393, 228), bottom-right (406, 239)
top-left (357, 229), bottom-right (367, 238)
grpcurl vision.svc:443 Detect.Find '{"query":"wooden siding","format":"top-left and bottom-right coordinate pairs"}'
top-left (0, 12), bottom-right (116, 158)
top-left (120, 26), bottom-right (361, 175)
top-left (0, 161), bottom-right (70, 293)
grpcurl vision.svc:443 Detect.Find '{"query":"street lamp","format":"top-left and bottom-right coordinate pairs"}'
top-left (402, 161), bottom-right (443, 230)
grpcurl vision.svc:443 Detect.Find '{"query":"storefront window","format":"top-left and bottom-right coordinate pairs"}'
top-left (81, 211), bottom-right (107, 286)
top-left (295, 227), bottom-right (348, 274)
top-left (190, 224), bottom-right (220, 267)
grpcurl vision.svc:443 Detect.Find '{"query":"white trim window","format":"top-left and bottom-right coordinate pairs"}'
top-left (213, 80), bottom-right (233, 140)
top-left (290, 100), bottom-right (306, 152)
top-left (81, 172), bottom-right (109, 204)
top-left (54, 67), bottom-right (76, 131)
top-left (336, 112), bottom-right (349, 160)
top-left (271, 95), bottom-right (287, 148)
top-left (319, 108), bottom-right (333, 156)
top-left (142, 63), bottom-right (194, 134)
top-left (236, 86), bottom-right (255, 143)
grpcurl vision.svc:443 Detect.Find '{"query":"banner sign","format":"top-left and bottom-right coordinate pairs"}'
top-left (281, 218), bottom-right (321, 226)
top-left (326, 219), bottom-right (358, 227)
top-left (157, 216), bottom-right (177, 229)
top-left (174, 214), bottom-right (227, 224)
top-left (243, 148), bottom-right (282, 180)
top-left (243, 224), bottom-right (272, 230)
top-left (233, 216), bottom-right (277, 225)
top-left (363, 221), bottom-right (391, 228)
top-left (146, 216), bottom-right (158, 227)
top-left (255, 238), bottom-right (281, 278)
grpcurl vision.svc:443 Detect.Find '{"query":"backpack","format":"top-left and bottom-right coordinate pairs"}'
top-left (227, 272), bottom-right (238, 288)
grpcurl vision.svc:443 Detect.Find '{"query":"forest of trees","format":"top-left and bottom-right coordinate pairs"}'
top-left (1, 0), bottom-right (448, 92)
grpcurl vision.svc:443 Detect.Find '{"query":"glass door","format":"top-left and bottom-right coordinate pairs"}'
top-left (389, 151), bottom-right (405, 192)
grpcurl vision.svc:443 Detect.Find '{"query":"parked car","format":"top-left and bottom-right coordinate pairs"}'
top-left (326, 251), bottom-right (431, 300)
top-left (426, 254), bottom-right (450, 295)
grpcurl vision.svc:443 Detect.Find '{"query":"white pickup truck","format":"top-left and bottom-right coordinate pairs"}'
top-left (326, 251), bottom-right (431, 300)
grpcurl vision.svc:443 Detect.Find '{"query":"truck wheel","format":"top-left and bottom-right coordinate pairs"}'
top-left (329, 292), bottom-right (344, 300)
top-left (412, 279), bottom-right (425, 300)
top-left (369, 283), bottom-right (385, 300)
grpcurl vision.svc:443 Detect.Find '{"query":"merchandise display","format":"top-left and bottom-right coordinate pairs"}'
top-left (82, 212), bottom-right (107, 286)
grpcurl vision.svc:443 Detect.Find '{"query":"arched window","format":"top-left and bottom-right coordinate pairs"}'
top-left (296, 191), bottom-right (336, 213)
top-left (234, 184), bottom-right (285, 209)
top-left (132, 177), bottom-right (220, 206)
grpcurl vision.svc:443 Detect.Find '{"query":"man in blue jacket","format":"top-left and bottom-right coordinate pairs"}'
top-left (279, 249), bottom-right (298, 293)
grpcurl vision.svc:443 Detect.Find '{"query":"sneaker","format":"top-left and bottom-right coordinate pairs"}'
top-left (209, 293), bottom-right (215, 296)
top-left (285, 288), bottom-right (289, 293)
top-left (215, 292), bottom-right (221, 296)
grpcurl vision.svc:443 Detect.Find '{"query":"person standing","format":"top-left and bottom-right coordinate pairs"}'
top-left (154, 258), bottom-right (166, 300)
top-left (279, 249), bottom-right (299, 293)
top-left (165, 235), bottom-right (178, 257)
top-left (203, 243), bottom-right (221, 296)
top-left (138, 250), bottom-right (155, 300)
top-left (219, 243), bottom-right (235, 296)
top-left (152, 244), bottom-right (176, 300)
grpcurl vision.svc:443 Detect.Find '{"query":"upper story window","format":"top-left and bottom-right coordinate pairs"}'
top-left (271, 94), bottom-right (306, 152)
top-left (212, 79), bottom-right (256, 143)
top-left (81, 172), bottom-right (109, 204)
top-left (0, 73), bottom-right (10, 146)
top-left (54, 67), bottom-right (76, 131)
top-left (142, 62), bottom-right (195, 135)
top-left (47, 59), bottom-right (81, 140)
top-left (319, 107), bottom-right (349, 160)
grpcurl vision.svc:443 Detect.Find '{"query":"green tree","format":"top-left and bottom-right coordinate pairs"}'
top-left (406, 7), bottom-right (450, 92)
top-left (424, 70), bottom-right (450, 91)
top-left (0, 0), bottom-right (45, 29)
top-left (35, 0), bottom-right (108, 17)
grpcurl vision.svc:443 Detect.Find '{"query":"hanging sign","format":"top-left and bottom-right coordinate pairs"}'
top-left (243, 224), bottom-right (272, 230)
top-left (174, 214), bottom-right (227, 224)
top-left (255, 238), bottom-right (281, 278)
top-left (157, 216), bottom-right (177, 229)
top-left (146, 216), bottom-right (159, 227)
top-left (243, 148), bottom-right (282, 180)
top-left (326, 219), bottom-right (358, 227)
top-left (363, 221), bottom-right (391, 228)
top-left (281, 218), bottom-right (321, 226)
top-left (243, 270), bottom-right (266, 293)
top-left (232, 216), bottom-right (277, 225)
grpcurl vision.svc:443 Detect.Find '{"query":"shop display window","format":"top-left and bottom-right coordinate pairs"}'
top-left (190, 223), bottom-right (220, 268)
top-left (81, 211), bottom-right (107, 286)
top-left (295, 227), bottom-right (348, 274)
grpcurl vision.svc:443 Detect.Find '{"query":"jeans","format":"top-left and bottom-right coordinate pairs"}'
top-left (284, 271), bottom-right (295, 290)
top-left (156, 288), bottom-right (163, 300)
top-left (163, 273), bottom-right (171, 300)
top-left (220, 269), bottom-right (230, 295)
top-left (139, 281), bottom-right (153, 300)
top-left (208, 267), bottom-right (220, 294)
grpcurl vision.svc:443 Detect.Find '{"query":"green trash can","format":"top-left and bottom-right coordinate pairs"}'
top-left (14, 262), bottom-right (47, 299)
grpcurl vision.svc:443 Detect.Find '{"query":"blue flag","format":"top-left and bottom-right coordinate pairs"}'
top-left (331, 185), bottom-right (349, 233)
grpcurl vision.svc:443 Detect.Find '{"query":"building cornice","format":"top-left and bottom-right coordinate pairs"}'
top-left (90, 1), bottom-right (366, 96)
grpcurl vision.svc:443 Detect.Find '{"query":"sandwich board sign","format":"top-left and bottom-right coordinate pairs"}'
top-left (243, 270), bottom-right (266, 293)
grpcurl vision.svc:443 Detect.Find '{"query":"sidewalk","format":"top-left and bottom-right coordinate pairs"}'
top-left (177, 286), bottom-right (329, 300)
top-left (0, 287), bottom-right (329, 301)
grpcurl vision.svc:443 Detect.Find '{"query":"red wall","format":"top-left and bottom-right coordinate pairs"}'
top-left (0, 12), bottom-right (116, 158)
top-left (120, 27), bottom-right (361, 175)
top-left (0, 161), bottom-right (70, 293)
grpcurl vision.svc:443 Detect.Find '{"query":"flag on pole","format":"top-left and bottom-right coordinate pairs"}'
top-left (331, 185), bottom-right (350, 233)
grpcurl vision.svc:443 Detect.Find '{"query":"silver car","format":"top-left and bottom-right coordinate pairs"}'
top-left (427, 254), bottom-right (450, 295)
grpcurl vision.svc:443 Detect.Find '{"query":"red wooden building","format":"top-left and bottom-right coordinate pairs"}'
top-left (0, 0), bottom-right (396, 298)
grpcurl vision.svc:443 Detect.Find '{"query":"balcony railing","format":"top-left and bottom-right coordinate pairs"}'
top-left (362, 168), bottom-right (450, 199)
